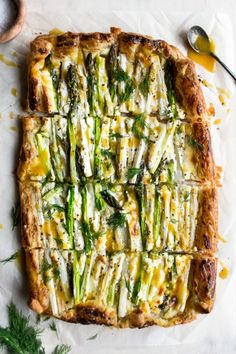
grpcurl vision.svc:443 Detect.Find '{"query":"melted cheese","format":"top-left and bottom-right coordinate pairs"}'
top-left (29, 150), bottom-right (50, 176)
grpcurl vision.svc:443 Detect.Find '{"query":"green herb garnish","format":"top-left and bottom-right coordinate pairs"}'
top-left (80, 221), bottom-right (93, 254)
top-left (52, 344), bottom-right (71, 354)
top-left (87, 334), bottom-right (98, 340)
top-left (126, 167), bottom-right (141, 180)
top-left (11, 203), bottom-right (20, 230)
top-left (114, 68), bottom-right (135, 103)
top-left (125, 279), bottom-right (131, 294)
top-left (0, 250), bottom-right (21, 264)
top-left (0, 303), bottom-right (44, 354)
top-left (0, 303), bottom-right (71, 354)
top-left (186, 135), bottom-right (203, 150)
top-left (139, 73), bottom-right (149, 98)
top-left (167, 159), bottom-right (174, 184)
top-left (101, 149), bottom-right (115, 159)
top-left (132, 114), bottom-right (150, 141)
top-left (183, 191), bottom-right (190, 202)
top-left (107, 211), bottom-right (126, 229)
top-left (49, 321), bottom-right (57, 333)
top-left (109, 132), bottom-right (124, 139)
top-left (152, 157), bottom-right (168, 181)
top-left (131, 278), bottom-right (141, 304)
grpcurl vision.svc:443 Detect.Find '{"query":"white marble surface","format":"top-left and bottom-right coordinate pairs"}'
top-left (0, 1), bottom-right (236, 354)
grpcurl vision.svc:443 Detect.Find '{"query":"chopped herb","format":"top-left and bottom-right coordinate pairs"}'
top-left (0, 303), bottom-right (71, 354)
top-left (152, 157), bottom-right (168, 181)
top-left (131, 278), bottom-right (141, 304)
top-left (49, 321), bottom-right (57, 332)
top-left (40, 258), bottom-right (53, 282)
top-left (94, 184), bottom-right (105, 211)
top-left (42, 173), bottom-right (51, 187)
top-left (0, 250), bottom-right (20, 264)
top-left (100, 190), bottom-right (123, 210)
top-left (52, 262), bottom-right (61, 281)
top-left (52, 344), bottom-right (71, 354)
top-left (125, 279), bottom-right (131, 293)
top-left (0, 303), bottom-right (44, 354)
top-left (126, 167), bottom-right (141, 180)
top-left (183, 191), bottom-right (190, 202)
top-left (172, 257), bottom-right (177, 276)
top-left (109, 132), bottom-right (124, 139)
top-left (114, 68), bottom-right (130, 82)
top-left (114, 68), bottom-right (135, 103)
top-left (101, 149), bottom-right (115, 159)
top-left (186, 135), bottom-right (203, 150)
top-left (80, 221), bottom-right (93, 254)
top-left (167, 159), bottom-right (174, 184)
top-left (11, 203), bottom-right (20, 230)
top-left (107, 211), bottom-right (126, 229)
top-left (132, 114), bottom-right (150, 141)
top-left (139, 73), bottom-right (149, 98)
top-left (87, 333), bottom-right (98, 340)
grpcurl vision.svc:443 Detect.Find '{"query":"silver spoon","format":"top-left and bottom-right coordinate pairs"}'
top-left (187, 25), bottom-right (236, 81)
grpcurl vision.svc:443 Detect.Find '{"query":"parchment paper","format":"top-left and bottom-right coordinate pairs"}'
top-left (0, 10), bottom-right (236, 354)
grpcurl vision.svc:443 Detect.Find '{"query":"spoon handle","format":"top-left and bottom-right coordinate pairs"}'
top-left (210, 52), bottom-right (236, 82)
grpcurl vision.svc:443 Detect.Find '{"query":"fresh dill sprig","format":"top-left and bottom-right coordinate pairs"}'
top-left (139, 73), bottom-right (149, 98)
top-left (183, 191), bottom-right (190, 202)
top-left (114, 68), bottom-right (135, 103)
top-left (109, 132), bottom-right (124, 139)
top-left (11, 202), bottom-right (20, 230)
top-left (132, 114), bottom-right (150, 141)
top-left (0, 303), bottom-right (71, 354)
top-left (126, 167), bottom-right (141, 181)
top-left (49, 321), bottom-right (57, 332)
top-left (0, 250), bottom-right (21, 264)
top-left (186, 135), bottom-right (203, 151)
top-left (125, 279), bottom-right (131, 294)
top-left (0, 303), bottom-right (44, 354)
top-left (87, 333), bottom-right (98, 340)
top-left (52, 344), bottom-right (71, 354)
top-left (107, 212), bottom-right (127, 229)
top-left (101, 149), bottom-right (115, 160)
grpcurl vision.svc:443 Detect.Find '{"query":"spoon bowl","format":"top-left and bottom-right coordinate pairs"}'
top-left (187, 25), bottom-right (236, 82)
top-left (187, 25), bottom-right (211, 54)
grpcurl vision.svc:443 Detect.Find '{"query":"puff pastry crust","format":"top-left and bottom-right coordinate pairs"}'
top-left (17, 27), bottom-right (219, 327)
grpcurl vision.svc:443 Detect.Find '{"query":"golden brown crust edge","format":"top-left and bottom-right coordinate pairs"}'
top-left (192, 121), bottom-right (215, 183)
top-left (25, 249), bottom-right (50, 314)
top-left (195, 188), bottom-right (218, 254)
top-left (191, 256), bottom-right (217, 313)
top-left (27, 27), bottom-right (207, 121)
top-left (157, 40), bottom-right (207, 120)
top-left (19, 182), bottom-right (42, 248)
top-left (25, 250), bottom-right (217, 327)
